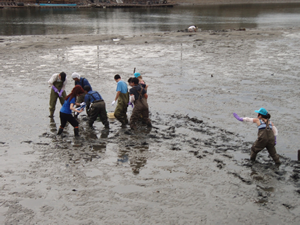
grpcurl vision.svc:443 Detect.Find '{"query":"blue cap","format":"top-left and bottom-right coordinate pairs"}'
top-left (255, 108), bottom-right (268, 116)
top-left (134, 72), bottom-right (141, 78)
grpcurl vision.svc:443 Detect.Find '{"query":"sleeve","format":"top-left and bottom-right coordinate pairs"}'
top-left (272, 125), bottom-right (278, 136)
top-left (70, 98), bottom-right (76, 105)
top-left (84, 94), bottom-right (91, 110)
top-left (84, 79), bottom-right (92, 89)
top-left (116, 82), bottom-right (121, 92)
top-left (62, 79), bottom-right (67, 91)
top-left (242, 117), bottom-right (254, 123)
top-left (48, 73), bottom-right (58, 86)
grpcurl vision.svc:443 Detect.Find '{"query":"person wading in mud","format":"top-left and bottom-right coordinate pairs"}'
top-left (83, 85), bottom-right (109, 129)
top-left (233, 108), bottom-right (280, 164)
top-left (129, 77), bottom-right (152, 130)
top-left (71, 72), bottom-right (93, 109)
top-left (57, 85), bottom-right (85, 136)
top-left (112, 74), bottom-right (129, 127)
top-left (48, 72), bottom-right (67, 118)
top-left (134, 72), bottom-right (149, 91)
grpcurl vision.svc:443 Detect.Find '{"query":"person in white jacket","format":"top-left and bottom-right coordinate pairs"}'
top-left (48, 72), bottom-right (67, 118)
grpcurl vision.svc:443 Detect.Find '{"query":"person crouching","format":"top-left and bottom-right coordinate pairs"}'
top-left (57, 85), bottom-right (85, 136)
top-left (84, 85), bottom-right (109, 129)
top-left (129, 77), bottom-right (152, 130)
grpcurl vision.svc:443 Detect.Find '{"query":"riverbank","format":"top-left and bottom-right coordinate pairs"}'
top-left (1, 0), bottom-right (300, 9)
top-left (0, 27), bottom-right (300, 224)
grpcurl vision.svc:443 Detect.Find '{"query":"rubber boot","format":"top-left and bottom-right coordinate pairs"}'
top-left (49, 110), bottom-right (54, 118)
top-left (104, 121), bottom-right (109, 129)
top-left (74, 127), bottom-right (79, 136)
top-left (57, 127), bottom-right (64, 135)
top-left (250, 150), bottom-right (257, 161)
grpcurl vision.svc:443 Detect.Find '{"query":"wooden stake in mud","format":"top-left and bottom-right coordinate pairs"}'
top-left (298, 150), bottom-right (300, 161)
top-left (133, 67), bottom-right (136, 74)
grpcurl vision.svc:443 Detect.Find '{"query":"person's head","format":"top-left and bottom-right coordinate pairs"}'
top-left (65, 85), bottom-right (84, 101)
top-left (72, 72), bottom-right (80, 82)
top-left (132, 77), bottom-right (139, 85)
top-left (128, 77), bottom-right (134, 87)
top-left (114, 74), bottom-right (121, 82)
top-left (255, 108), bottom-right (271, 119)
top-left (59, 72), bottom-right (66, 82)
top-left (84, 85), bottom-right (91, 93)
top-left (134, 72), bottom-right (142, 79)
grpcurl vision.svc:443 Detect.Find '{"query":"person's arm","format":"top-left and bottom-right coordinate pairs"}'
top-left (48, 73), bottom-right (57, 86)
top-left (114, 91), bottom-right (121, 101)
top-left (70, 103), bottom-right (83, 113)
top-left (61, 80), bottom-right (67, 91)
top-left (271, 122), bottom-right (278, 136)
top-left (84, 95), bottom-right (91, 111)
top-left (233, 113), bottom-right (259, 124)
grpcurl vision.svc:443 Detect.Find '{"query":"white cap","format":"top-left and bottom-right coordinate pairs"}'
top-left (71, 72), bottom-right (80, 79)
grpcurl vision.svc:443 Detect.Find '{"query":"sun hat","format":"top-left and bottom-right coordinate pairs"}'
top-left (255, 108), bottom-right (268, 116)
top-left (134, 72), bottom-right (141, 78)
top-left (71, 72), bottom-right (80, 79)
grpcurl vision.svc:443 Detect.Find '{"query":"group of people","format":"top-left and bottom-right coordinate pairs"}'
top-left (48, 71), bottom-right (151, 136)
top-left (47, 71), bottom-right (280, 164)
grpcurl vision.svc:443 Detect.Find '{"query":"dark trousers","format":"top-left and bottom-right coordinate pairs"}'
top-left (88, 101), bottom-right (108, 127)
top-left (130, 98), bottom-right (151, 129)
top-left (59, 112), bottom-right (78, 128)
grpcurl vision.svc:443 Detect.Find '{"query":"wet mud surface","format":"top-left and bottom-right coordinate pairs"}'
top-left (1, 28), bottom-right (300, 224)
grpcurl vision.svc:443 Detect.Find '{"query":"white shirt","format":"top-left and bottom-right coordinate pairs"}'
top-left (48, 73), bottom-right (67, 91)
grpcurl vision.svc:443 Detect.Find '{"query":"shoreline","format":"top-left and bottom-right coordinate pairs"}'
top-left (1, 1), bottom-right (300, 9)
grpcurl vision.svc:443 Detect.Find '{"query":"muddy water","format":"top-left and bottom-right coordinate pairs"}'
top-left (0, 29), bottom-right (300, 224)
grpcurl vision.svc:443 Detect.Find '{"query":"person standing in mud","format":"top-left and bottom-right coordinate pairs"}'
top-left (134, 72), bottom-right (148, 91)
top-left (233, 108), bottom-right (280, 164)
top-left (129, 77), bottom-right (151, 130)
top-left (112, 74), bottom-right (129, 127)
top-left (71, 72), bottom-right (92, 108)
top-left (83, 85), bottom-right (109, 129)
top-left (57, 85), bottom-right (85, 136)
top-left (48, 72), bottom-right (67, 118)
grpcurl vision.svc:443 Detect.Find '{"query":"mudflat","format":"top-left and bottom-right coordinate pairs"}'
top-left (0, 27), bottom-right (300, 224)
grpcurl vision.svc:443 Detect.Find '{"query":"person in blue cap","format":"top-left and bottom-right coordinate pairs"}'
top-left (233, 108), bottom-right (280, 164)
top-left (134, 72), bottom-right (148, 90)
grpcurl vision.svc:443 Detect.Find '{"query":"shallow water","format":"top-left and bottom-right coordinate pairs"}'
top-left (1, 4), bottom-right (300, 35)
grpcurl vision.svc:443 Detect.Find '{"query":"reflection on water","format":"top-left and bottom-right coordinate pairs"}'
top-left (1, 4), bottom-right (300, 36)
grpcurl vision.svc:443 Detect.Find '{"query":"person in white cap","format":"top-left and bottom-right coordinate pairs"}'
top-left (71, 72), bottom-right (93, 109)
top-left (48, 72), bottom-right (67, 118)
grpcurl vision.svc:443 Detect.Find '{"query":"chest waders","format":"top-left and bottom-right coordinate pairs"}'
top-left (87, 93), bottom-right (109, 128)
top-left (49, 80), bottom-right (66, 117)
top-left (130, 88), bottom-right (151, 130)
top-left (114, 92), bottom-right (129, 125)
top-left (250, 120), bottom-right (280, 164)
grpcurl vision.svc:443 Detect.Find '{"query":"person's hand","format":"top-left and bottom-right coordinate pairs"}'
top-left (79, 108), bottom-right (84, 113)
top-left (112, 100), bottom-right (116, 106)
top-left (52, 85), bottom-right (59, 93)
top-left (58, 89), bottom-right (63, 97)
top-left (233, 113), bottom-right (243, 122)
top-left (128, 102), bottom-right (134, 108)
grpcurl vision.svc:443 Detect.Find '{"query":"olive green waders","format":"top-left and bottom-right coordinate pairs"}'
top-left (250, 126), bottom-right (280, 164)
top-left (49, 81), bottom-right (66, 117)
top-left (88, 100), bottom-right (109, 128)
top-left (114, 92), bottom-right (129, 125)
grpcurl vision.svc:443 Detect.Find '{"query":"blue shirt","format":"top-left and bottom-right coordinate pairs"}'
top-left (84, 91), bottom-right (103, 104)
top-left (60, 97), bottom-right (76, 114)
top-left (116, 80), bottom-right (128, 94)
top-left (75, 77), bottom-right (92, 91)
